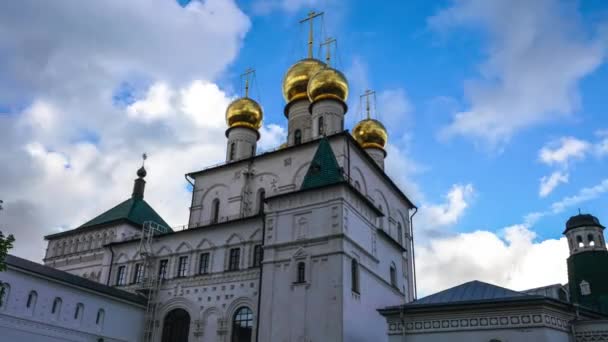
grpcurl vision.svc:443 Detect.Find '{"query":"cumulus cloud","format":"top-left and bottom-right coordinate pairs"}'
top-left (539, 171), bottom-right (569, 197)
top-left (431, 0), bottom-right (607, 145)
top-left (539, 137), bottom-right (590, 166)
top-left (416, 225), bottom-right (569, 296)
top-left (0, 0), bottom-right (264, 262)
top-left (416, 184), bottom-right (474, 239)
top-left (550, 179), bottom-right (608, 214)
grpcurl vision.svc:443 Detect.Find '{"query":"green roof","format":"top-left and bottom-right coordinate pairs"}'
top-left (79, 197), bottom-right (171, 232)
top-left (301, 138), bottom-right (344, 190)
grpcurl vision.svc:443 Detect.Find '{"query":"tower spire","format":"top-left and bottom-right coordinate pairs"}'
top-left (320, 37), bottom-right (337, 65)
top-left (300, 10), bottom-right (324, 58)
top-left (133, 153), bottom-right (147, 199)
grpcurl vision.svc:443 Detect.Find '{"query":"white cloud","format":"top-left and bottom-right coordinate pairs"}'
top-left (551, 179), bottom-right (608, 214)
top-left (416, 184), bottom-right (474, 238)
top-left (0, 0), bottom-right (257, 262)
top-left (258, 124), bottom-right (287, 151)
top-left (416, 225), bottom-right (569, 296)
top-left (539, 137), bottom-right (590, 166)
top-left (539, 171), bottom-right (569, 197)
top-left (377, 88), bottom-right (414, 130)
top-left (431, 0), bottom-right (607, 145)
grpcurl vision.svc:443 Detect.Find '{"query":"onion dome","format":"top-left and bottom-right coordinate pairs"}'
top-left (565, 213), bottom-right (605, 233)
top-left (137, 166), bottom-right (147, 178)
top-left (352, 119), bottom-right (388, 150)
top-left (282, 58), bottom-right (326, 103)
top-left (225, 97), bottom-right (263, 130)
top-left (307, 67), bottom-right (349, 103)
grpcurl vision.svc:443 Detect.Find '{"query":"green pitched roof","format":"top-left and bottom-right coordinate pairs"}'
top-left (301, 138), bottom-right (344, 190)
top-left (79, 197), bottom-right (171, 233)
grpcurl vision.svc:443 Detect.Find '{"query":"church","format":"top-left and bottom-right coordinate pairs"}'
top-left (1, 11), bottom-right (607, 342)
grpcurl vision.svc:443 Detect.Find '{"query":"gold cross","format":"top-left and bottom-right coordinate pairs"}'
top-left (360, 90), bottom-right (376, 119)
top-left (320, 37), bottom-right (337, 65)
top-left (240, 68), bottom-right (255, 97)
top-left (300, 11), bottom-right (324, 58)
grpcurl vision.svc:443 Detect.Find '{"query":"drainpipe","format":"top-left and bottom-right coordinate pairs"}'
top-left (255, 212), bottom-right (266, 342)
top-left (409, 207), bottom-right (418, 300)
top-left (106, 245), bottom-right (114, 286)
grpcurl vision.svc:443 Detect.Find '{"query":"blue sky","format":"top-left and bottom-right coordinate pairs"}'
top-left (1, 0), bottom-right (607, 294)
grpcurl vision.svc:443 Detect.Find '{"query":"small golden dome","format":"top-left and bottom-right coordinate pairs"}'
top-left (353, 119), bottom-right (388, 150)
top-left (226, 97), bottom-right (263, 130)
top-left (282, 58), bottom-right (326, 102)
top-left (308, 67), bottom-right (348, 103)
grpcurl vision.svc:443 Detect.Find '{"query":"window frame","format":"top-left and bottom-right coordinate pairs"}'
top-left (199, 252), bottom-right (210, 274)
top-left (351, 259), bottom-right (360, 294)
top-left (252, 245), bottom-right (263, 268)
top-left (133, 263), bottom-right (144, 284)
top-left (158, 259), bottom-right (169, 280)
top-left (116, 265), bottom-right (126, 286)
top-left (296, 262), bottom-right (306, 283)
top-left (177, 256), bottom-right (189, 278)
top-left (228, 248), bottom-right (241, 271)
top-left (294, 129), bottom-right (302, 145)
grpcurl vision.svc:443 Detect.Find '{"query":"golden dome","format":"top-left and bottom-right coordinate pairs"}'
top-left (282, 58), bottom-right (326, 102)
top-left (225, 97), bottom-right (263, 130)
top-left (352, 119), bottom-right (388, 150)
top-left (308, 67), bottom-right (349, 103)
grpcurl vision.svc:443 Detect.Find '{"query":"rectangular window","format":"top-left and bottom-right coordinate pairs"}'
top-left (116, 266), bottom-right (126, 286)
top-left (228, 248), bottom-right (240, 271)
top-left (199, 253), bottom-right (210, 274)
top-left (177, 256), bottom-right (189, 277)
top-left (252, 245), bottom-right (263, 267)
top-left (133, 263), bottom-right (143, 284)
top-left (158, 259), bottom-right (168, 280)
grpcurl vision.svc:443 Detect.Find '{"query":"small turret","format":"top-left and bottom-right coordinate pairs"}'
top-left (132, 156), bottom-right (147, 199)
top-left (352, 90), bottom-right (388, 170)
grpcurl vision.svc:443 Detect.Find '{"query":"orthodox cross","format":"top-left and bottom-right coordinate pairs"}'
top-left (240, 68), bottom-right (255, 98)
top-left (360, 89), bottom-right (376, 119)
top-left (320, 37), bottom-right (337, 65)
top-left (141, 153), bottom-right (147, 166)
top-left (300, 11), bottom-right (324, 58)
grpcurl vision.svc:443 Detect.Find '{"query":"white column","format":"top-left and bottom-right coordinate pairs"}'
top-left (286, 100), bottom-right (312, 145)
top-left (226, 127), bottom-right (258, 162)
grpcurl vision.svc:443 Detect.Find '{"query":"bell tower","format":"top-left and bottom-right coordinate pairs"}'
top-left (564, 212), bottom-right (608, 314)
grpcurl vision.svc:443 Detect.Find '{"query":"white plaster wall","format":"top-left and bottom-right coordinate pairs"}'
top-left (226, 126), bottom-right (258, 161)
top-left (0, 265), bottom-right (144, 342)
top-left (311, 99), bottom-right (345, 139)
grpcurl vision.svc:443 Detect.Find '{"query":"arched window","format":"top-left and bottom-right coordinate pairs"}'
top-left (390, 263), bottom-right (397, 287)
top-left (378, 205), bottom-right (384, 229)
top-left (74, 303), bottom-right (84, 321)
top-left (229, 142), bottom-right (236, 161)
top-left (211, 198), bottom-right (220, 224)
top-left (257, 188), bottom-right (266, 214)
top-left (588, 234), bottom-right (595, 247)
top-left (250, 144), bottom-right (255, 157)
top-left (231, 307), bottom-right (253, 342)
top-left (162, 308), bottom-right (190, 342)
top-left (351, 259), bottom-right (360, 294)
top-left (96, 309), bottom-right (105, 328)
top-left (0, 283), bottom-right (10, 309)
top-left (294, 129), bottom-right (302, 145)
top-left (51, 297), bottom-right (62, 318)
top-left (577, 235), bottom-right (584, 248)
top-left (296, 262), bottom-right (306, 283)
top-left (26, 290), bottom-right (37, 314)
top-left (397, 222), bottom-right (403, 245)
top-left (318, 116), bottom-right (324, 136)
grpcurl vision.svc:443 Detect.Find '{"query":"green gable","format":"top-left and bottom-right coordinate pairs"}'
top-left (301, 138), bottom-right (344, 190)
top-left (79, 197), bottom-right (171, 233)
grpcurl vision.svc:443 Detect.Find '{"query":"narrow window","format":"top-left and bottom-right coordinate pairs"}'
top-left (116, 265), bottom-right (126, 286)
top-left (390, 263), bottom-right (397, 287)
top-left (351, 259), bottom-right (360, 293)
top-left (232, 307), bottom-right (253, 342)
top-left (51, 297), bottom-right (62, 317)
top-left (26, 290), bottom-right (37, 310)
top-left (253, 245), bottom-right (263, 268)
top-left (318, 116), bottom-right (324, 136)
top-left (294, 129), bottom-right (302, 145)
top-left (296, 262), bottom-right (306, 283)
top-left (251, 144), bottom-right (255, 157)
top-left (133, 263), bottom-right (143, 284)
top-left (211, 198), bottom-right (220, 224)
top-left (177, 256), bottom-right (189, 277)
top-left (199, 253), bottom-right (210, 274)
top-left (397, 222), bottom-right (403, 245)
top-left (588, 234), bottom-right (595, 247)
top-left (257, 189), bottom-right (266, 214)
top-left (74, 303), bottom-right (84, 320)
top-left (229, 142), bottom-right (236, 161)
top-left (96, 309), bottom-right (105, 327)
top-left (580, 280), bottom-right (591, 296)
top-left (577, 235), bottom-right (584, 248)
top-left (158, 259), bottom-right (169, 280)
top-left (228, 248), bottom-right (240, 271)
top-left (0, 284), bottom-right (10, 309)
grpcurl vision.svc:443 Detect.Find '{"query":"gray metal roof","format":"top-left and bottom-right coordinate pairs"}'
top-left (4, 255), bottom-right (146, 306)
top-left (412, 280), bottom-right (529, 305)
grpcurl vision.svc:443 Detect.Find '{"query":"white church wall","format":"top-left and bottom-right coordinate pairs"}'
top-left (0, 260), bottom-right (145, 342)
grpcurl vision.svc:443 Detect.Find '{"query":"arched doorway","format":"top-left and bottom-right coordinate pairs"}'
top-left (231, 307), bottom-right (253, 342)
top-left (161, 308), bottom-right (190, 342)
